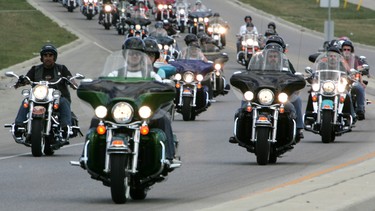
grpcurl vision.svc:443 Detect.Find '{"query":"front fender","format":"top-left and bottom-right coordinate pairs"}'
top-left (321, 99), bottom-right (334, 110)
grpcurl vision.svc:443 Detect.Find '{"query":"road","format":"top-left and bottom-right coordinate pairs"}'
top-left (0, 0), bottom-right (374, 210)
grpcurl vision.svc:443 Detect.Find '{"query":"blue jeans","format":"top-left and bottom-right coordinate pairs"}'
top-left (15, 97), bottom-right (72, 127)
top-left (291, 96), bottom-right (303, 129)
top-left (351, 83), bottom-right (365, 112)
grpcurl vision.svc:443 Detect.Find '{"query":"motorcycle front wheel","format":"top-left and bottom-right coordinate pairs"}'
top-left (110, 154), bottom-right (129, 204)
top-left (321, 110), bottom-right (334, 143)
top-left (256, 127), bottom-right (271, 165)
top-left (182, 97), bottom-right (192, 121)
top-left (31, 119), bottom-right (44, 157)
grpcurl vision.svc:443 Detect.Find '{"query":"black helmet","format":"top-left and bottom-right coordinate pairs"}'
top-left (264, 43), bottom-right (284, 53)
top-left (40, 44), bottom-right (58, 62)
top-left (184, 34), bottom-right (199, 46)
top-left (244, 15), bottom-right (252, 21)
top-left (144, 37), bottom-right (160, 60)
top-left (213, 12), bottom-right (220, 17)
top-left (265, 35), bottom-right (286, 52)
top-left (122, 37), bottom-right (145, 51)
top-left (341, 40), bottom-right (354, 53)
top-left (267, 22), bottom-right (276, 30)
top-left (327, 46), bottom-right (341, 54)
top-left (155, 21), bottom-right (164, 29)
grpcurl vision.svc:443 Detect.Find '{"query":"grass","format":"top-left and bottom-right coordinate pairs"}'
top-left (239, 0), bottom-right (375, 46)
top-left (0, 0), bottom-right (77, 70)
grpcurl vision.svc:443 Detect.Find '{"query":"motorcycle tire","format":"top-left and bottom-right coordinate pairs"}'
top-left (256, 127), bottom-right (271, 165)
top-left (43, 135), bottom-right (55, 156)
top-left (110, 154), bottom-right (129, 204)
top-left (182, 97), bottom-right (192, 121)
top-left (31, 119), bottom-right (44, 157)
top-left (321, 110), bottom-right (333, 143)
top-left (130, 187), bottom-right (147, 200)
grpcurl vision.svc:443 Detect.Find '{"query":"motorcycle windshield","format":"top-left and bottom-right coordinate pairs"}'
top-left (100, 50), bottom-right (152, 79)
top-left (169, 59), bottom-right (214, 76)
top-left (125, 17), bottom-right (151, 26)
top-left (189, 11), bottom-right (212, 18)
top-left (77, 51), bottom-right (175, 114)
top-left (178, 46), bottom-right (206, 61)
top-left (154, 36), bottom-right (174, 45)
top-left (232, 49), bottom-right (305, 96)
top-left (313, 51), bottom-right (348, 80)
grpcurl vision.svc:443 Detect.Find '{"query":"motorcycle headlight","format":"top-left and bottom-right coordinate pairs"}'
top-left (168, 5), bottom-right (172, 9)
top-left (84, 0), bottom-right (88, 3)
top-left (198, 17), bottom-right (203, 22)
top-left (183, 72), bottom-right (194, 83)
top-left (207, 27), bottom-right (213, 33)
top-left (241, 40), bottom-right (247, 46)
top-left (244, 91), bottom-right (254, 101)
top-left (278, 93), bottom-right (288, 103)
top-left (322, 81), bottom-right (335, 93)
top-left (258, 89), bottom-right (274, 105)
top-left (139, 106), bottom-right (152, 119)
top-left (175, 73), bottom-right (182, 81)
top-left (194, 18), bottom-right (198, 23)
top-left (214, 63), bottom-right (221, 71)
top-left (135, 24), bottom-right (141, 30)
top-left (204, 17), bottom-right (209, 23)
top-left (158, 44), bottom-right (163, 50)
top-left (158, 4), bottom-right (163, 10)
top-left (312, 83), bottom-right (320, 92)
top-left (219, 27), bottom-right (226, 34)
top-left (104, 4), bottom-right (112, 12)
top-left (112, 102), bottom-right (133, 123)
top-left (163, 4), bottom-right (168, 9)
top-left (121, 8), bottom-right (125, 13)
top-left (179, 9), bottom-right (185, 14)
top-left (95, 106), bottom-right (107, 119)
top-left (246, 39), bottom-right (255, 46)
top-left (163, 45), bottom-right (169, 51)
top-left (213, 34), bottom-right (220, 40)
top-left (33, 85), bottom-right (48, 100)
top-left (196, 74), bottom-right (203, 82)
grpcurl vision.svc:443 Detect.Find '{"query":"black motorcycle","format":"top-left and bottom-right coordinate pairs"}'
top-left (230, 49), bottom-right (305, 165)
top-left (188, 11), bottom-right (212, 35)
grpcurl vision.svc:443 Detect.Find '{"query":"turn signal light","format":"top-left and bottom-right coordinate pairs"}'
top-left (176, 83), bottom-right (181, 88)
top-left (53, 104), bottom-right (59, 110)
top-left (280, 107), bottom-right (285, 113)
top-left (97, 125), bottom-right (106, 135)
top-left (112, 140), bottom-right (124, 146)
top-left (312, 95), bottom-right (318, 102)
top-left (259, 116), bottom-right (268, 121)
top-left (340, 96), bottom-right (345, 103)
top-left (197, 83), bottom-right (202, 89)
top-left (246, 106), bottom-right (252, 112)
top-left (23, 102), bottom-right (29, 108)
top-left (140, 125), bottom-right (149, 135)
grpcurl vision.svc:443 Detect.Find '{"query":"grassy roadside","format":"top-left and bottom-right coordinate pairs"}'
top-left (0, 0), bottom-right (77, 70)
top-left (240, 0), bottom-right (375, 46)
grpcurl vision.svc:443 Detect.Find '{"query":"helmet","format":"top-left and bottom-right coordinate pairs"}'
top-left (155, 21), bottom-right (164, 29)
top-left (40, 44), bottom-right (58, 62)
top-left (184, 34), bottom-right (199, 46)
top-left (327, 46), bottom-right (341, 54)
top-left (144, 37), bottom-right (160, 60)
top-left (138, 0), bottom-right (145, 5)
top-left (122, 37), bottom-right (145, 51)
top-left (264, 43), bottom-right (283, 53)
top-left (265, 35), bottom-right (286, 52)
top-left (244, 15), bottom-right (252, 21)
top-left (341, 40), bottom-right (354, 52)
top-left (267, 22), bottom-right (276, 30)
top-left (196, 0), bottom-right (202, 4)
top-left (213, 13), bottom-right (220, 17)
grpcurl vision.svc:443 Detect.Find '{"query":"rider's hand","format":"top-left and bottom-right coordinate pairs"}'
top-left (14, 75), bottom-right (26, 89)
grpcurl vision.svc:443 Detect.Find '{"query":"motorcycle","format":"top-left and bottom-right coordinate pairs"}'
top-left (99, 2), bottom-right (116, 30)
top-left (116, 1), bottom-right (131, 35)
top-left (154, 35), bottom-right (180, 63)
top-left (4, 72), bottom-right (85, 157)
top-left (188, 11), bottom-right (212, 35)
top-left (349, 58), bottom-right (371, 112)
top-left (174, 2), bottom-right (189, 33)
top-left (230, 49), bottom-right (305, 165)
top-left (236, 33), bottom-right (260, 68)
top-left (154, 0), bottom-right (175, 21)
top-left (81, 0), bottom-right (99, 20)
top-left (169, 46), bottom-right (213, 121)
top-left (70, 50), bottom-right (180, 204)
top-left (207, 22), bottom-right (227, 49)
top-left (66, 0), bottom-right (79, 12)
top-left (125, 16), bottom-right (151, 39)
top-left (304, 51), bottom-right (354, 143)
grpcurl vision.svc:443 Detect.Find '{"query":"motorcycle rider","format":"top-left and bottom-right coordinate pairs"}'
top-left (208, 12), bottom-right (229, 48)
top-left (264, 35), bottom-right (305, 142)
top-left (12, 44), bottom-right (76, 145)
top-left (236, 15), bottom-right (258, 52)
top-left (267, 22), bottom-right (278, 35)
top-left (340, 40), bottom-right (368, 120)
top-left (180, 34), bottom-right (208, 62)
top-left (191, 0), bottom-right (208, 12)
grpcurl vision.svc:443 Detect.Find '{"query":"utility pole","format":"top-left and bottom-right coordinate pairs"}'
top-left (320, 0), bottom-right (339, 41)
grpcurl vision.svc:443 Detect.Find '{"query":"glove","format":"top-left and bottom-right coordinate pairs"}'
top-left (14, 75), bottom-right (26, 89)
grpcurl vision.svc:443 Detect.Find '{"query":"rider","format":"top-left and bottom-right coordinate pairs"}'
top-left (264, 35), bottom-right (305, 142)
top-left (340, 40), bottom-right (368, 120)
top-left (191, 0), bottom-right (208, 12)
top-left (13, 44), bottom-right (76, 145)
top-left (180, 34), bottom-right (208, 62)
top-left (208, 12), bottom-right (229, 47)
top-left (236, 15), bottom-right (258, 52)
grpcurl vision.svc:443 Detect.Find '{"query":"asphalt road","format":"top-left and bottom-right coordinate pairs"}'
top-left (0, 0), bottom-right (374, 210)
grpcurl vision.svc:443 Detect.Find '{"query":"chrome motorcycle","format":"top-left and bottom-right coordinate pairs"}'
top-left (4, 72), bottom-right (84, 156)
top-left (236, 33), bottom-right (260, 68)
top-left (81, 0), bottom-right (99, 20)
top-left (230, 49), bottom-right (305, 165)
top-left (304, 51), bottom-right (354, 143)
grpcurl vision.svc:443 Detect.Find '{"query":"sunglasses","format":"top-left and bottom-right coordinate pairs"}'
top-left (342, 48), bottom-right (351, 51)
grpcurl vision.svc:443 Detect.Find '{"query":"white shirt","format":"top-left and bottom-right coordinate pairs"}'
top-left (239, 24), bottom-right (258, 35)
